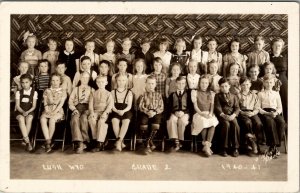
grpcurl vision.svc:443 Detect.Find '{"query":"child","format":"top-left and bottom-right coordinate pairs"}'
top-left (98, 60), bottom-right (113, 91)
top-left (186, 59), bottom-right (200, 91)
top-left (42, 38), bottom-right (59, 74)
top-left (214, 78), bottom-right (240, 157)
top-left (135, 38), bottom-right (154, 74)
top-left (131, 59), bottom-right (148, 107)
top-left (111, 58), bottom-right (133, 89)
top-left (20, 32), bottom-right (42, 76)
top-left (116, 37), bottom-right (135, 73)
top-left (58, 38), bottom-right (80, 80)
top-left (150, 57), bottom-right (167, 98)
top-left (11, 62), bottom-right (32, 94)
top-left (111, 74), bottom-right (133, 151)
top-left (248, 64), bottom-right (263, 94)
top-left (72, 56), bottom-right (97, 89)
top-left (191, 75), bottom-right (219, 157)
top-left (262, 61), bottom-right (282, 92)
top-left (55, 62), bottom-right (72, 96)
top-left (80, 40), bottom-right (100, 73)
top-left (258, 74), bottom-right (286, 158)
top-left (190, 35), bottom-right (208, 75)
top-left (14, 74), bottom-right (38, 152)
top-left (100, 39), bottom-right (117, 74)
top-left (223, 38), bottom-right (247, 77)
top-left (207, 38), bottom-right (223, 75)
top-left (207, 60), bottom-right (222, 93)
top-left (153, 38), bottom-right (172, 75)
top-left (40, 73), bottom-right (67, 153)
top-left (170, 38), bottom-right (189, 75)
top-left (88, 76), bottom-right (113, 152)
top-left (167, 76), bottom-right (191, 151)
top-left (238, 77), bottom-right (263, 156)
top-left (139, 75), bottom-right (164, 154)
top-left (166, 63), bottom-right (182, 98)
top-left (68, 72), bottom-right (94, 154)
top-left (226, 62), bottom-right (241, 96)
top-left (34, 59), bottom-right (50, 92)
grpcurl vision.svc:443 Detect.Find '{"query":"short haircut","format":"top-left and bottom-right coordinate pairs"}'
top-left (122, 37), bottom-right (132, 44)
top-left (218, 77), bottom-right (229, 85)
top-left (118, 58), bottom-right (129, 65)
top-left (96, 75), bottom-right (108, 82)
top-left (146, 75), bottom-right (156, 82)
top-left (85, 40), bottom-right (95, 45)
top-left (239, 76), bottom-right (251, 85)
top-left (38, 59), bottom-right (50, 67)
top-left (20, 73), bottom-right (33, 82)
top-left (47, 37), bottom-right (58, 44)
top-left (153, 57), bottom-right (163, 64)
top-left (192, 34), bottom-right (203, 43)
top-left (56, 61), bottom-right (66, 68)
top-left (170, 62), bottom-right (182, 72)
top-left (18, 61), bottom-right (29, 68)
top-left (174, 38), bottom-right (186, 50)
top-left (207, 37), bottom-right (218, 44)
top-left (176, 76), bottom-right (186, 82)
top-left (254, 36), bottom-right (265, 42)
top-left (141, 37), bottom-right (151, 45)
top-left (208, 59), bottom-right (218, 69)
top-left (263, 74), bottom-right (275, 81)
top-left (158, 38), bottom-right (170, 50)
top-left (81, 56), bottom-right (91, 63)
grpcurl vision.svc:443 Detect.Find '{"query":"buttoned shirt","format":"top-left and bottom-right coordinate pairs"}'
top-left (257, 89), bottom-right (282, 114)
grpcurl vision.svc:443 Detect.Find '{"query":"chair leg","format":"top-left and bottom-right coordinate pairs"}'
top-left (133, 133), bottom-right (137, 151)
top-left (161, 137), bottom-right (165, 152)
top-left (61, 126), bottom-right (66, 152)
top-left (283, 131), bottom-right (287, 154)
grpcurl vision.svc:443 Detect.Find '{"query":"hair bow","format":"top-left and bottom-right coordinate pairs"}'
top-left (23, 31), bottom-right (34, 43)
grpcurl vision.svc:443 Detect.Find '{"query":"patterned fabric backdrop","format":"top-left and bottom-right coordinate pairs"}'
top-left (10, 14), bottom-right (288, 74)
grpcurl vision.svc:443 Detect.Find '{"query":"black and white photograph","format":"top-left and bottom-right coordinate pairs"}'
top-left (0, 2), bottom-right (299, 192)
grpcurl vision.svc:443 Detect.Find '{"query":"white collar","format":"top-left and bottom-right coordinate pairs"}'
top-left (64, 50), bottom-right (75, 55)
top-left (50, 87), bottom-right (62, 92)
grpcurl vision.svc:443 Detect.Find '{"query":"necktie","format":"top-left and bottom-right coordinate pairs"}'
top-left (80, 87), bottom-right (86, 103)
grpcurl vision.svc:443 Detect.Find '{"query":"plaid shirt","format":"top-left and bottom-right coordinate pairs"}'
top-left (150, 72), bottom-right (166, 97)
top-left (139, 91), bottom-right (164, 114)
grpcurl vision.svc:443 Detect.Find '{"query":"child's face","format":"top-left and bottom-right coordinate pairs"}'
top-left (188, 61), bottom-right (198, 74)
top-left (19, 62), bottom-right (29, 74)
top-left (264, 65), bottom-right (273, 75)
top-left (176, 79), bottom-right (186, 91)
top-left (39, 62), bottom-right (49, 74)
top-left (175, 42), bottom-right (185, 53)
top-left (200, 78), bottom-right (209, 91)
top-left (96, 77), bottom-right (108, 89)
top-left (146, 79), bottom-right (156, 91)
top-left (135, 61), bottom-right (144, 74)
top-left (171, 65), bottom-right (181, 77)
top-left (48, 40), bottom-right (57, 51)
top-left (272, 41), bottom-right (283, 54)
top-left (51, 75), bottom-right (61, 88)
top-left (209, 62), bottom-right (218, 75)
top-left (241, 80), bottom-right (251, 92)
top-left (81, 59), bottom-right (92, 71)
top-left (255, 40), bottom-right (264, 51)
top-left (220, 82), bottom-right (230, 93)
top-left (141, 42), bottom-right (150, 52)
top-left (122, 40), bottom-right (131, 51)
top-left (21, 78), bottom-right (32, 90)
top-left (65, 41), bottom-right (74, 52)
top-left (80, 73), bottom-right (90, 86)
top-left (230, 41), bottom-right (239, 53)
top-left (153, 61), bottom-right (162, 73)
top-left (229, 64), bottom-right (239, 76)
top-left (207, 41), bottom-right (217, 51)
top-left (118, 61), bottom-right (128, 73)
top-left (99, 63), bottom-right (109, 75)
top-left (116, 76), bottom-right (127, 88)
top-left (27, 37), bottom-right (36, 49)
top-left (106, 42), bottom-right (115, 53)
top-left (85, 42), bottom-right (95, 52)
top-left (56, 64), bottom-right (67, 75)
top-left (159, 43), bottom-right (167, 52)
top-left (263, 79), bottom-right (274, 90)
top-left (193, 39), bottom-right (202, 50)
top-left (249, 67), bottom-right (259, 79)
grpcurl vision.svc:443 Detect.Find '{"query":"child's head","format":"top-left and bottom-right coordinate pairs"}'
top-left (192, 35), bottom-right (202, 50)
top-left (239, 76), bottom-right (251, 92)
top-left (80, 56), bottom-right (92, 71)
top-left (115, 74), bottom-right (128, 88)
top-left (95, 76), bottom-right (108, 90)
top-left (146, 75), bottom-right (157, 92)
top-left (207, 38), bottom-right (218, 52)
top-left (153, 57), bottom-right (163, 73)
top-left (133, 58), bottom-right (146, 74)
top-left (50, 73), bottom-right (62, 88)
top-left (85, 41), bottom-right (95, 52)
top-left (229, 38), bottom-right (240, 53)
top-left (80, 71), bottom-right (90, 86)
top-left (199, 75), bottom-right (210, 92)
top-left (188, 59), bottom-right (198, 74)
top-left (99, 60), bottom-right (111, 76)
top-left (38, 59), bottom-right (50, 74)
top-left (158, 38), bottom-right (169, 52)
top-left (174, 38), bottom-right (186, 53)
top-left (263, 74), bottom-right (275, 90)
top-left (248, 64), bottom-right (260, 79)
top-left (170, 63), bottom-right (181, 77)
top-left (18, 61), bottom-right (30, 75)
top-left (117, 58), bottom-right (128, 73)
top-left (105, 39), bottom-right (115, 53)
top-left (218, 77), bottom-right (230, 93)
top-left (23, 32), bottom-right (38, 48)
top-left (65, 39), bottom-right (74, 52)
top-left (47, 38), bottom-right (58, 51)
top-left (272, 38), bottom-right (284, 54)
top-left (263, 61), bottom-right (276, 75)
top-left (121, 37), bottom-right (132, 52)
top-left (208, 59), bottom-right (218, 75)
top-left (176, 76), bottom-right (186, 91)
top-left (140, 38), bottom-right (151, 53)
top-left (20, 73), bottom-right (33, 90)
top-left (254, 36), bottom-right (265, 51)
top-left (228, 62), bottom-right (240, 76)
top-left (55, 62), bottom-right (67, 76)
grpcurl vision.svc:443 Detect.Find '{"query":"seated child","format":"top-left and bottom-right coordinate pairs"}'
top-left (139, 75), bottom-right (164, 154)
top-left (55, 61), bottom-right (72, 96)
top-left (111, 58), bottom-right (133, 89)
top-left (34, 59), bottom-right (50, 93)
top-left (150, 57), bottom-right (167, 99)
top-left (214, 78), bottom-right (240, 157)
top-left (248, 64), bottom-right (263, 94)
top-left (207, 60), bottom-right (222, 93)
top-left (135, 38), bottom-right (154, 74)
top-left (165, 63), bottom-right (181, 98)
top-left (73, 56), bottom-right (97, 89)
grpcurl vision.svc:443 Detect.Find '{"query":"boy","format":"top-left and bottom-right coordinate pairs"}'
top-left (56, 61), bottom-right (72, 96)
top-left (135, 38), bottom-right (154, 74)
top-left (150, 57), bottom-right (167, 98)
top-left (68, 72), bottom-right (94, 154)
top-left (139, 75), bottom-right (164, 154)
top-left (166, 76), bottom-right (191, 151)
top-left (88, 76), bottom-right (113, 152)
top-left (214, 78), bottom-right (241, 157)
top-left (258, 74), bottom-right (286, 158)
top-left (73, 56), bottom-right (97, 89)
top-left (248, 64), bottom-right (264, 94)
top-left (80, 41), bottom-right (100, 73)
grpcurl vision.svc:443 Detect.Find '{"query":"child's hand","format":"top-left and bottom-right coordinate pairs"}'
top-left (100, 113), bottom-right (108, 120)
top-left (177, 111), bottom-right (184, 118)
top-left (72, 109), bottom-right (79, 116)
top-left (118, 110), bottom-right (125, 116)
top-left (228, 114), bottom-right (236, 121)
top-left (23, 111), bottom-right (29, 116)
top-left (271, 112), bottom-right (278, 118)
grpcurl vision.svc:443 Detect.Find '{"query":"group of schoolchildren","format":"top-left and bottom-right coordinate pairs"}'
top-left (11, 31), bottom-right (288, 159)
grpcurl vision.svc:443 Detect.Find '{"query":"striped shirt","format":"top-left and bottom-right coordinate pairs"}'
top-left (35, 74), bottom-right (50, 91)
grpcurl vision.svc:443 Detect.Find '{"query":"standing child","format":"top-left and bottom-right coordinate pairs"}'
top-left (72, 56), bottom-right (97, 89)
top-left (258, 74), bottom-right (286, 158)
top-left (80, 41), bottom-right (100, 73)
top-left (226, 62), bottom-right (241, 96)
top-left (223, 38), bottom-right (247, 77)
top-left (191, 75), bottom-right (219, 157)
top-left (150, 57), bottom-right (167, 99)
top-left (165, 63), bottom-right (182, 98)
top-left (153, 38), bottom-right (172, 75)
top-left (116, 37), bottom-right (135, 73)
top-left (139, 76), bottom-right (164, 154)
top-left (167, 76), bottom-right (191, 151)
top-left (207, 38), bottom-right (223, 75)
top-left (207, 60), bottom-right (222, 93)
top-left (20, 32), bottom-right (42, 76)
top-left (98, 60), bottom-right (113, 91)
top-left (40, 73), bottom-right (67, 153)
top-left (100, 39), bottom-right (117, 74)
top-left (262, 61), bottom-right (282, 92)
top-left (34, 60), bottom-right (51, 93)
top-left (55, 62), bottom-right (72, 96)
top-left (248, 64), bottom-right (263, 94)
top-left (14, 74), bottom-right (38, 152)
top-left (111, 74), bottom-right (133, 151)
top-left (170, 38), bottom-right (189, 75)
top-left (190, 35), bottom-right (208, 75)
top-left (88, 76), bottom-right (113, 152)
top-left (131, 59), bottom-right (148, 107)
top-left (111, 58), bottom-right (133, 89)
top-left (43, 38), bottom-right (60, 74)
top-left (214, 78), bottom-right (240, 157)
top-left (135, 38), bottom-right (154, 74)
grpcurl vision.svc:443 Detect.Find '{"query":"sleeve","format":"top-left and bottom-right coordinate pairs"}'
top-left (139, 94), bottom-right (148, 114)
top-left (42, 52), bottom-right (47, 59)
top-left (67, 77), bottom-right (73, 95)
top-left (72, 72), bottom-right (80, 88)
top-left (92, 71), bottom-right (97, 80)
top-left (15, 91), bottom-right (20, 100)
top-left (214, 94), bottom-right (223, 116)
top-left (276, 92), bottom-right (283, 114)
top-left (33, 91), bottom-right (38, 100)
top-left (37, 50), bottom-right (42, 60)
top-left (105, 93), bottom-right (114, 113)
top-left (266, 51), bottom-right (270, 62)
top-left (68, 88), bottom-right (77, 112)
top-left (156, 93), bottom-right (164, 114)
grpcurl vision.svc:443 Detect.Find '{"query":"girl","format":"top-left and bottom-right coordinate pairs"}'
top-left (98, 60), bottom-right (113, 91)
top-left (190, 35), bottom-right (208, 75)
top-left (11, 62), bottom-right (32, 94)
top-left (170, 38), bottom-right (189, 75)
top-left (207, 60), bottom-right (222, 93)
top-left (116, 37), bottom-right (135, 73)
top-left (14, 74), bottom-right (38, 152)
top-left (186, 59), bottom-right (200, 91)
top-left (34, 60), bottom-right (51, 93)
top-left (153, 38), bottom-right (172, 75)
top-left (58, 38), bottom-right (80, 81)
top-left (40, 73), bottom-right (67, 153)
top-left (191, 75), bottom-right (219, 157)
top-left (42, 38), bottom-right (59, 74)
top-left (20, 32), bottom-right (42, 76)
top-left (111, 58), bottom-right (133, 89)
top-left (111, 74), bottom-right (133, 151)
top-left (227, 62), bottom-right (241, 96)
top-left (207, 38), bottom-right (223, 75)
top-left (80, 41), bottom-right (100, 73)
top-left (223, 38), bottom-right (247, 77)
top-left (100, 39), bottom-right (117, 74)
top-left (166, 63), bottom-right (182, 98)
top-left (262, 61), bottom-right (282, 92)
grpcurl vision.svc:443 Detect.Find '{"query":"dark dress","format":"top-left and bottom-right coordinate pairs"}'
top-left (135, 50), bottom-right (154, 74)
top-left (58, 51), bottom-right (80, 81)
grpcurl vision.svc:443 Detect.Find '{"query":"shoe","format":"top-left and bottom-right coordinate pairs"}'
top-left (115, 140), bottom-right (122, 151)
top-left (25, 142), bottom-right (33, 152)
top-left (121, 142), bottom-right (126, 149)
top-left (91, 142), bottom-right (103, 153)
top-left (45, 144), bottom-right (52, 153)
top-left (202, 141), bottom-right (212, 157)
top-left (144, 145), bottom-right (152, 154)
top-left (150, 145), bottom-right (156, 151)
top-left (232, 149), bottom-right (239, 157)
top-left (220, 150), bottom-right (228, 157)
top-left (75, 142), bottom-right (84, 154)
top-left (272, 146), bottom-right (280, 158)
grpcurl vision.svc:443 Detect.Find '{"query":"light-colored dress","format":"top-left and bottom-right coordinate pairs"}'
top-left (131, 74), bottom-right (147, 105)
top-left (223, 53), bottom-right (247, 77)
top-left (20, 49), bottom-right (42, 75)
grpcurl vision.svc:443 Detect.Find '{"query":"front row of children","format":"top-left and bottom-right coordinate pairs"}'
top-left (14, 66), bottom-right (286, 158)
